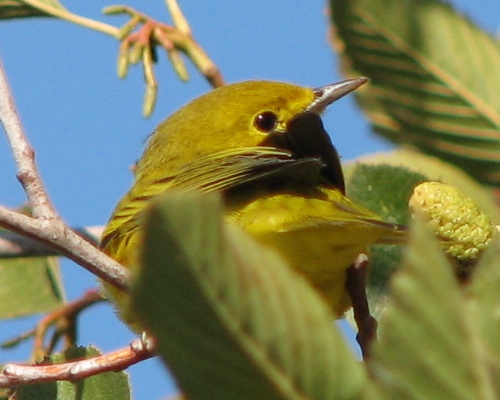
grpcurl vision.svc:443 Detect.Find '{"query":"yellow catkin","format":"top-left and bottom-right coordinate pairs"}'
top-left (409, 181), bottom-right (495, 261)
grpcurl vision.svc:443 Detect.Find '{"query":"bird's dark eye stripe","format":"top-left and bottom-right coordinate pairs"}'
top-left (254, 111), bottom-right (278, 133)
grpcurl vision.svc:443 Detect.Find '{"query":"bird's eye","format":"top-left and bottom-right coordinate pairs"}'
top-left (254, 111), bottom-right (278, 133)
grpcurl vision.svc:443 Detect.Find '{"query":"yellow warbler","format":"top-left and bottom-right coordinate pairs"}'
top-left (101, 78), bottom-right (405, 325)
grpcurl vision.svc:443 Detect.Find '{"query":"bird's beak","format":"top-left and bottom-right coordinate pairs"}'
top-left (306, 77), bottom-right (369, 113)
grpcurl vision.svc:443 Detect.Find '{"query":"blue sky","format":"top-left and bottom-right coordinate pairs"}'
top-left (0, 1), bottom-right (498, 398)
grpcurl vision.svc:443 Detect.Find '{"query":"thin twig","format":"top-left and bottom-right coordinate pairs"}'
top-left (32, 289), bottom-right (105, 360)
top-left (29, 3), bottom-right (119, 37)
top-left (0, 60), bottom-right (128, 292)
top-left (164, 0), bottom-right (224, 88)
top-left (0, 338), bottom-right (155, 387)
top-left (109, 3), bottom-right (225, 91)
top-left (166, 0), bottom-right (191, 35)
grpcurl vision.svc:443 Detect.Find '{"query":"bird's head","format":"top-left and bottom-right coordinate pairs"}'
top-left (138, 78), bottom-right (368, 190)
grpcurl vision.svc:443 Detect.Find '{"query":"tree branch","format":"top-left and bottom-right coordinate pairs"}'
top-left (0, 60), bottom-right (128, 292)
top-left (0, 338), bottom-right (154, 387)
top-left (0, 225), bottom-right (103, 257)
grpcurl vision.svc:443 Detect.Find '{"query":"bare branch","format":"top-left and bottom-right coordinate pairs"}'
top-left (0, 225), bottom-right (103, 257)
top-left (0, 61), bottom-right (128, 292)
top-left (0, 62), bottom-right (58, 220)
top-left (0, 207), bottom-right (128, 291)
top-left (0, 338), bottom-right (155, 387)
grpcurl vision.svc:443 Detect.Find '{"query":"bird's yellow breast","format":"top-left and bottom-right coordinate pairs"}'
top-left (226, 188), bottom-right (394, 315)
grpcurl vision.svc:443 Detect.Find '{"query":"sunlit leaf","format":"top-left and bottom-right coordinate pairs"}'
top-left (133, 191), bottom-right (365, 400)
top-left (330, 0), bottom-right (500, 185)
top-left (467, 237), bottom-right (500, 394)
top-left (369, 218), bottom-right (500, 399)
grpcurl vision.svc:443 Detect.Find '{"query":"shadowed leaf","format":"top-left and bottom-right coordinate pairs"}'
top-left (345, 162), bottom-right (425, 318)
top-left (0, 257), bottom-right (64, 319)
top-left (133, 191), bottom-right (366, 400)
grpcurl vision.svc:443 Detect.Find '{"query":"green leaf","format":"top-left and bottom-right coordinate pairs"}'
top-left (345, 162), bottom-right (426, 318)
top-left (346, 163), bottom-right (426, 224)
top-left (330, 0), bottom-right (500, 186)
top-left (349, 149), bottom-right (496, 214)
top-left (369, 217), bottom-right (499, 399)
top-left (0, 0), bottom-right (65, 19)
top-left (344, 151), bottom-right (499, 325)
top-left (0, 257), bottom-right (64, 319)
top-left (133, 191), bottom-right (365, 400)
top-left (16, 346), bottom-right (131, 400)
top-left (467, 236), bottom-right (500, 393)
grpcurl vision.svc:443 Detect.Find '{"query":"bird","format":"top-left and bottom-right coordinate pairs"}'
top-left (100, 78), bottom-right (405, 326)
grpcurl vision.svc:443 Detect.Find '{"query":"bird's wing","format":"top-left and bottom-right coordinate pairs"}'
top-left (161, 146), bottom-right (324, 192)
top-left (100, 147), bottom-right (324, 251)
top-left (267, 188), bottom-right (408, 245)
